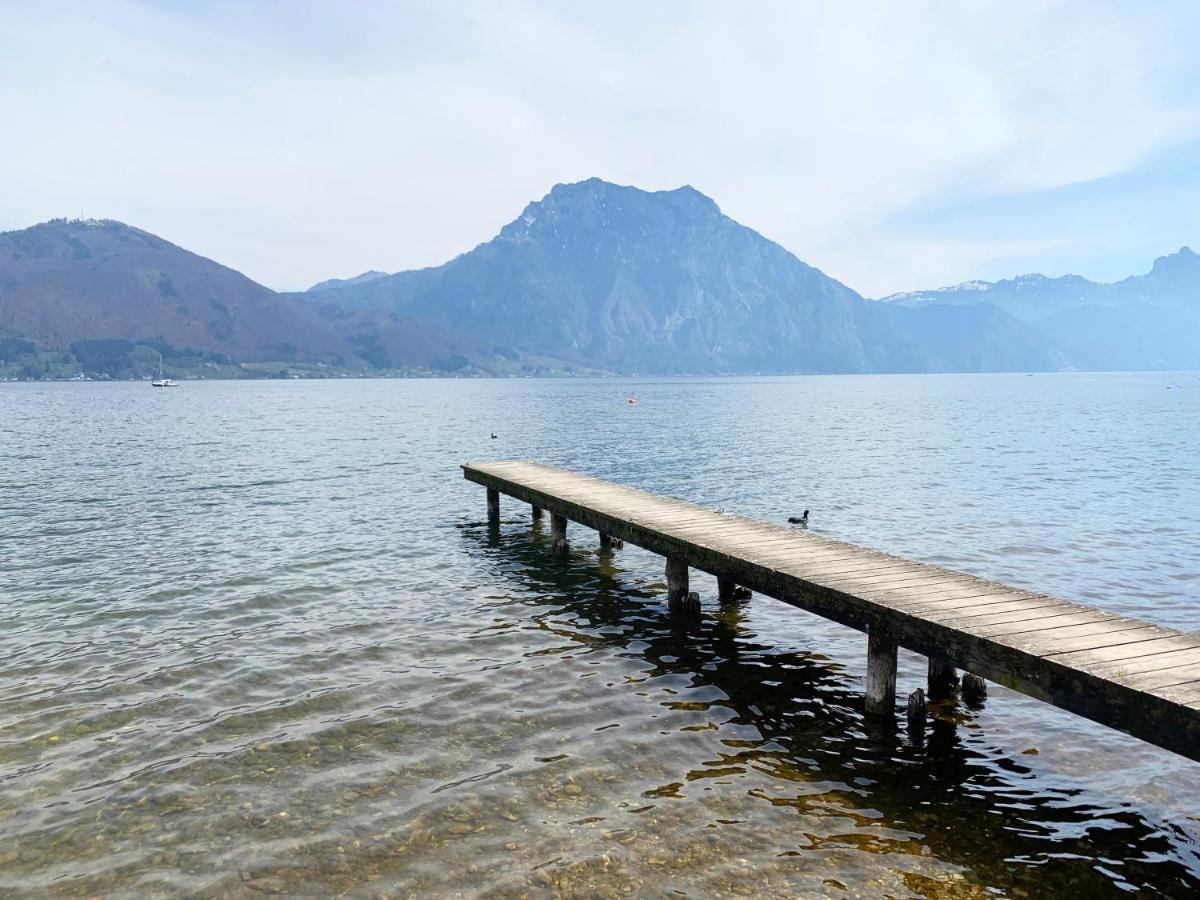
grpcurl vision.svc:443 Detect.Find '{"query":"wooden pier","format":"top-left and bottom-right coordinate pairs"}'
top-left (464, 460), bottom-right (1200, 763)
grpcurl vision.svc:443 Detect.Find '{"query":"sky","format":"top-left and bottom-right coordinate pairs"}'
top-left (2, 0), bottom-right (1199, 296)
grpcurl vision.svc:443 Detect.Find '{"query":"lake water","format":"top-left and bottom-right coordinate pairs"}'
top-left (2, 373), bottom-right (1199, 897)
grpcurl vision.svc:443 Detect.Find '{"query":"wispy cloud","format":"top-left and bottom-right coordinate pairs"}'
top-left (991, 0), bottom-right (1178, 79)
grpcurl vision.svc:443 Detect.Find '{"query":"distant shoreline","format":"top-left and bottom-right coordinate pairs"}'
top-left (5, 369), bottom-right (1200, 384)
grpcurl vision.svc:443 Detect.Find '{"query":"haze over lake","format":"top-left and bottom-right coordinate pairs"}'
top-left (2, 374), bottom-right (1199, 896)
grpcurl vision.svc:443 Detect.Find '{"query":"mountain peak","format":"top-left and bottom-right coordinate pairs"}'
top-left (1, 217), bottom-right (172, 262)
top-left (33, 217), bottom-right (154, 238)
top-left (1149, 245), bottom-right (1200, 277)
top-left (540, 178), bottom-right (720, 211)
top-left (665, 183), bottom-right (721, 213)
top-left (307, 270), bottom-right (389, 293)
top-left (1159, 245), bottom-right (1195, 260)
top-left (500, 178), bottom-right (724, 246)
top-left (6, 217), bottom-right (131, 237)
top-left (546, 176), bottom-right (608, 194)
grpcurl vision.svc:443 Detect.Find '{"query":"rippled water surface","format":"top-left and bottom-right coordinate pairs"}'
top-left (2, 374), bottom-right (1200, 897)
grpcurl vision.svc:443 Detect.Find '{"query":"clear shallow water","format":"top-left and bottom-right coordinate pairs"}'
top-left (1, 373), bottom-right (1199, 897)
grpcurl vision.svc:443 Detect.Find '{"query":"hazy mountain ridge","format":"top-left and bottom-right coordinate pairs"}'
top-left (0, 219), bottom-right (562, 378)
top-left (880, 246), bottom-right (1200, 370)
top-left (2, 182), bottom-right (1197, 378)
top-left (882, 247), bottom-right (1199, 318)
top-left (307, 270), bottom-right (389, 293)
top-left (0, 218), bottom-right (359, 375)
top-left (884, 273), bottom-right (1105, 320)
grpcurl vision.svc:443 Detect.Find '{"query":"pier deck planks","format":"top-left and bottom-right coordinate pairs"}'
top-left (463, 460), bottom-right (1200, 762)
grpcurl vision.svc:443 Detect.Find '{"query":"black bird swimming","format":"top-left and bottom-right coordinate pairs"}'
top-left (787, 510), bottom-right (809, 525)
top-left (490, 433), bottom-right (497, 439)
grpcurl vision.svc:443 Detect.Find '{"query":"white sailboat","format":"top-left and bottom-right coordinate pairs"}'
top-left (151, 354), bottom-right (178, 387)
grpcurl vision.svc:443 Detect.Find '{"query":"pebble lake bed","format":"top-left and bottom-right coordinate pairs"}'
top-left (2, 373), bottom-right (1199, 896)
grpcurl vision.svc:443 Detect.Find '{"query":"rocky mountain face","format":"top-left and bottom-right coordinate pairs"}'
top-left (303, 179), bottom-right (1065, 374)
top-left (881, 248), bottom-right (1200, 370)
top-left (1118, 246), bottom-right (1200, 312)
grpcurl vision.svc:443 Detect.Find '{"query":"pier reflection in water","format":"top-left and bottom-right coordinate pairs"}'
top-left (456, 522), bottom-right (1200, 897)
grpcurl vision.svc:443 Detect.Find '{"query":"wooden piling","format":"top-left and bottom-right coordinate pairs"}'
top-left (907, 688), bottom-right (927, 738)
top-left (551, 513), bottom-right (569, 554)
top-left (962, 673), bottom-right (988, 707)
top-left (599, 533), bottom-right (623, 550)
top-left (928, 655), bottom-right (959, 700)
top-left (532, 505), bottom-right (544, 522)
top-left (486, 488), bottom-right (500, 527)
top-left (865, 632), bottom-right (898, 716)
top-left (718, 577), bottom-right (750, 604)
top-left (666, 557), bottom-right (689, 606)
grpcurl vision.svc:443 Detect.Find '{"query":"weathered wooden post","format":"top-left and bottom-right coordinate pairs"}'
top-left (864, 631), bottom-right (898, 716)
top-left (718, 577), bottom-right (750, 604)
top-left (928, 655), bottom-right (959, 700)
top-left (962, 673), bottom-right (988, 707)
top-left (666, 557), bottom-right (689, 603)
top-left (486, 488), bottom-right (500, 527)
top-left (599, 533), bottom-right (623, 550)
top-left (532, 505), bottom-right (544, 522)
top-left (667, 558), bottom-right (700, 614)
top-left (907, 688), bottom-right (927, 741)
top-left (551, 513), bottom-right (569, 554)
